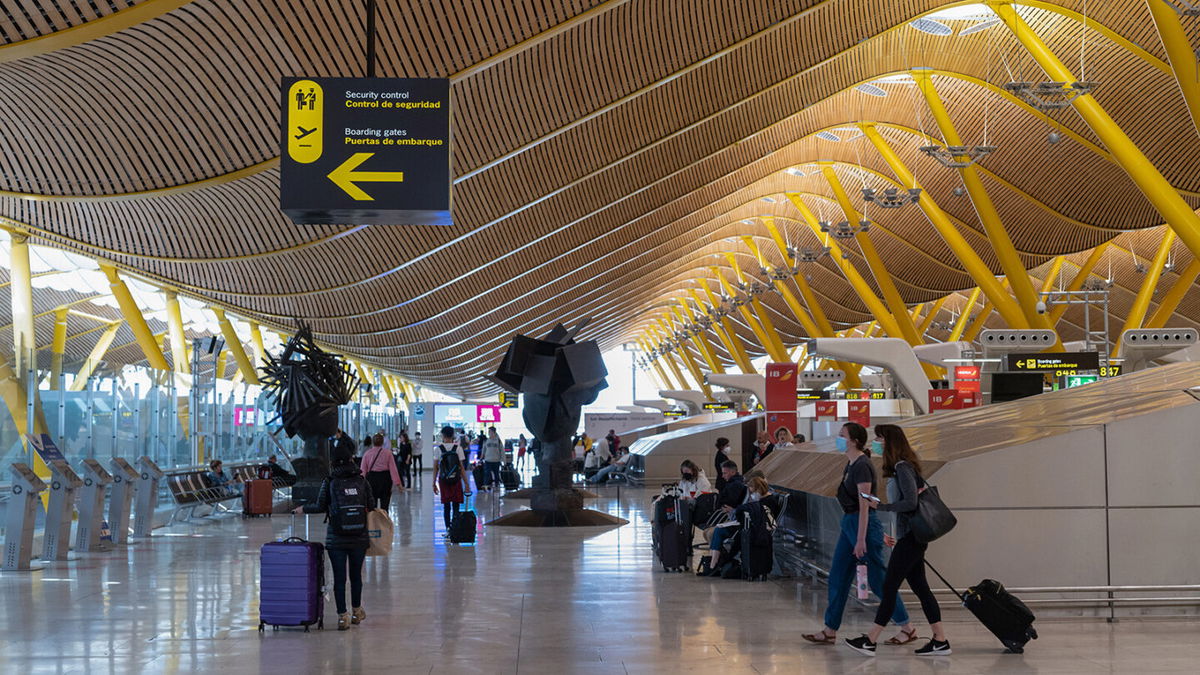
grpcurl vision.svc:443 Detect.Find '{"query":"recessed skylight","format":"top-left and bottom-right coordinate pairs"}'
top-left (926, 4), bottom-right (993, 20)
top-left (785, 167), bottom-right (806, 176)
top-left (856, 83), bottom-right (888, 97)
top-left (910, 18), bottom-right (953, 35)
top-left (959, 18), bottom-right (1001, 36)
top-left (761, 196), bottom-right (777, 203)
top-left (816, 131), bottom-right (841, 142)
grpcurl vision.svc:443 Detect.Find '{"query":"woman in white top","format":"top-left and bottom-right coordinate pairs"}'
top-left (773, 426), bottom-right (796, 451)
top-left (677, 460), bottom-right (712, 499)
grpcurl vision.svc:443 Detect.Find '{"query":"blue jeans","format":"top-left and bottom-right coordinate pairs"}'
top-left (484, 461), bottom-right (501, 487)
top-left (709, 524), bottom-right (735, 552)
top-left (587, 463), bottom-right (624, 484)
top-left (824, 512), bottom-right (909, 631)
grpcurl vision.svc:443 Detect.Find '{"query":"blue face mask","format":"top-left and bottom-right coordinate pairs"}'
top-left (870, 440), bottom-right (884, 456)
top-left (834, 436), bottom-right (848, 453)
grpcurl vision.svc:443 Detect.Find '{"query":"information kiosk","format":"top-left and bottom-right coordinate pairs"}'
top-left (3, 463), bottom-right (47, 571)
top-left (133, 456), bottom-right (166, 539)
top-left (42, 460), bottom-right (83, 562)
top-left (76, 459), bottom-right (113, 553)
top-left (108, 458), bottom-right (138, 545)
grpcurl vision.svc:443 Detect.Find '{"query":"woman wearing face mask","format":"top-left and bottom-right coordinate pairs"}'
top-left (678, 459), bottom-right (712, 499)
top-left (802, 422), bottom-right (916, 647)
top-left (845, 425), bottom-right (950, 657)
top-left (712, 437), bottom-right (732, 490)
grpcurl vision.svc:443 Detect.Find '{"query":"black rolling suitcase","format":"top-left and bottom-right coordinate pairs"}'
top-left (472, 463), bottom-right (486, 489)
top-left (738, 508), bottom-right (773, 581)
top-left (927, 562), bottom-right (1038, 653)
top-left (449, 510), bottom-right (477, 544)
top-left (654, 496), bottom-right (690, 572)
top-left (500, 463), bottom-right (520, 489)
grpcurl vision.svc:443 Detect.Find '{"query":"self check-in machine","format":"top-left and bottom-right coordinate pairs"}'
top-left (133, 456), bottom-right (165, 539)
top-left (3, 463), bottom-right (47, 571)
top-left (108, 458), bottom-right (138, 545)
top-left (76, 459), bottom-right (113, 553)
top-left (42, 460), bottom-right (83, 562)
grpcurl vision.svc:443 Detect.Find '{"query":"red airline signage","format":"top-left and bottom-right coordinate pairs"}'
top-left (954, 365), bottom-right (982, 393)
top-left (846, 400), bottom-right (870, 428)
top-left (765, 362), bottom-right (799, 435)
top-left (814, 400), bottom-right (838, 421)
top-left (928, 390), bottom-right (962, 412)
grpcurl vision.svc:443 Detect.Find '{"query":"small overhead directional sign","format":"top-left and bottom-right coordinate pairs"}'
top-left (280, 77), bottom-right (452, 225)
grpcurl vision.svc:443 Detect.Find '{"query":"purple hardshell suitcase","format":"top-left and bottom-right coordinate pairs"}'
top-left (259, 535), bottom-right (324, 632)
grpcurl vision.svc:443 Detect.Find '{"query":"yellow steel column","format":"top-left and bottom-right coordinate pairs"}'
top-left (720, 253), bottom-right (791, 361)
top-left (215, 350), bottom-right (229, 381)
top-left (100, 264), bottom-right (171, 371)
top-left (164, 290), bottom-right (190, 375)
top-left (1050, 244), bottom-right (1110, 325)
top-left (249, 322), bottom-right (266, 371)
top-left (859, 123), bottom-right (1030, 329)
top-left (1038, 256), bottom-right (1066, 296)
top-left (49, 307), bottom-right (68, 390)
top-left (710, 266), bottom-right (789, 362)
top-left (740, 237), bottom-right (820, 339)
top-left (68, 322), bottom-right (122, 391)
top-left (990, 1), bottom-right (1200, 262)
top-left (650, 326), bottom-right (692, 390)
top-left (787, 193), bottom-right (905, 339)
top-left (658, 316), bottom-right (712, 398)
top-left (1147, 259), bottom-right (1200, 328)
top-left (9, 232), bottom-right (36, 371)
top-left (698, 284), bottom-right (757, 374)
top-left (675, 301), bottom-right (725, 374)
top-left (212, 308), bottom-right (260, 385)
top-left (911, 69), bottom-right (1056, 333)
top-left (948, 288), bottom-right (983, 342)
top-left (963, 301), bottom-right (996, 343)
top-left (1145, 0), bottom-right (1200, 137)
top-left (918, 296), bottom-right (949, 335)
top-left (380, 374), bottom-right (396, 403)
top-left (1113, 231), bottom-right (1177, 356)
top-left (821, 165), bottom-right (929, 351)
top-left (638, 336), bottom-right (677, 390)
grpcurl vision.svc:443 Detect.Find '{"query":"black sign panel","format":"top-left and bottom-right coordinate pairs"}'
top-left (702, 402), bottom-right (734, 411)
top-left (1006, 351), bottom-right (1100, 373)
top-left (796, 391), bottom-right (831, 400)
top-left (663, 409), bottom-right (687, 418)
top-left (499, 392), bottom-right (519, 409)
top-left (280, 77), bottom-right (452, 225)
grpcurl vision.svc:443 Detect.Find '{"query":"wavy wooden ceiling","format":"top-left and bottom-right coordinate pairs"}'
top-left (0, 0), bottom-right (1197, 397)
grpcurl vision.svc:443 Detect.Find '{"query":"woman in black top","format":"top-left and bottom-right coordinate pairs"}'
top-left (293, 448), bottom-right (375, 631)
top-left (712, 437), bottom-right (732, 490)
top-left (802, 422), bottom-right (914, 647)
top-left (396, 431), bottom-right (413, 489)
top-left (845, 425), bottom-right (951, 657)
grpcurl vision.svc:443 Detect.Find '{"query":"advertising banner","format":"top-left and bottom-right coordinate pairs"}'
top-left (928, 390), bottom-right (963, 412)
top-left (765, 362), bottom-right (799, 435)
top-left (475, 405), bottom-right (501, 424)
top-left (846, 400), bottom-right (870, 428)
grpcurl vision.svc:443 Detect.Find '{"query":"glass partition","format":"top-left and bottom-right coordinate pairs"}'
top-left (0, 349), bottom-right (407, 485)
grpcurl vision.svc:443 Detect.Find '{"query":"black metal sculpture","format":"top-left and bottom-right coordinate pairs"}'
top-left (260, 323), bottom-right (358, 504)
top-left (488, 320), bottom-right (625, 526)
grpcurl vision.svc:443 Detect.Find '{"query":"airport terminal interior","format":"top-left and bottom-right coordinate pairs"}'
top-left (2, 0), bottom-right (1200, 672)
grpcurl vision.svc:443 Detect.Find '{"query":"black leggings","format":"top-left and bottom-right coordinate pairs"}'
top-left (326, 547), bottom-right (367, 615)
top-left (397, 457), bottom-right (411, 488)
top-left (366, 471), bottom-right (392, 509)
top-left (443, 502), bottom-right (460, 529)
top-left (412, 455), bottom-right (423, 474)
top-left (875, 533), bottom-right (942, 627)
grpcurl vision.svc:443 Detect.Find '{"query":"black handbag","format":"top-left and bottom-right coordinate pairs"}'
top-left (910, 484), bottom-right (957, 543)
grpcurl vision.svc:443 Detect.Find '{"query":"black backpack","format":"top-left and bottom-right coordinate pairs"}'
top-left (438, 444), bottom-right (462, 482)
top-left (328, 476), bottom-right (369, 536)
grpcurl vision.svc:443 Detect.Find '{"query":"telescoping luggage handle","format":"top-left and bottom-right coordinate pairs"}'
top-left (287, 513), bottom-right (311, 542)
top-left (924, 560), bottom-right (965, 602)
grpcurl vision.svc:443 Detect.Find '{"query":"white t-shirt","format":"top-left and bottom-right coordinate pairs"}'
top-left (412, 437), bottom-right (422, 457)
top-left (678, 470), bottom-right (713, 497)
top-left (437, 441), bottom-right (465, 463)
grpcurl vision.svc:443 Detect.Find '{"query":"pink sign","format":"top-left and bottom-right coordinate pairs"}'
top-left (476, 405), bottom-right (501, 424)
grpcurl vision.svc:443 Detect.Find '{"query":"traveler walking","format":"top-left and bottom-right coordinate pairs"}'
top-left (481, 427), bottom-right (504, 490)
top-left (516, 434), bottom-right (528, 470)
top-left (395, 431), bottom-right (413, 489)
top-left (432, 426), bottom-right (467, 532)
top-left (360, 433), bottom-right (402, 510)
top-left (802, 422), bottom-right (916, 647)
top-left (411, 431), bottom-right (424, 475)
top-left (292, 447), bottom-right (375, 630)
top-left (844, 424), bottom-right (951, 657)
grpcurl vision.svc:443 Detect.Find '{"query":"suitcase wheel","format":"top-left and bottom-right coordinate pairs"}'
top-left (318, 618), bottom-right (324, 630)
top-left (1028, 627), bottom-right (1038, 640)
top-left (258, 622), bottom-right (264, 633)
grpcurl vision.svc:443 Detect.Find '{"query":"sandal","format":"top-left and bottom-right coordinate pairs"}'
top-left (885, 627), bottom-right (919, 646)
top-left (802, 630), bottom-right (837, 645)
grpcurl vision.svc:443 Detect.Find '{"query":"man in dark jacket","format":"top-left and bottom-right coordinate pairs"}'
top-left (263, 455), bottom-right (297, 486)
top-left (717, 460), bottom-right (747, 513)
top-left (331, 428), bottom-right (356, 459)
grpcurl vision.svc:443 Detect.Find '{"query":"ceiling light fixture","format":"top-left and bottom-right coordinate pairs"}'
top-left (1162, 0), bottom-right (1200, 16)
top-left (855, 83), bottom-right (889, 97)
top-left (1002, 81), bottom-right (1099, 111)
top-left (920, 144), bottom-right (996, 168)
top-left (862, 187), bottom-right (922, 209)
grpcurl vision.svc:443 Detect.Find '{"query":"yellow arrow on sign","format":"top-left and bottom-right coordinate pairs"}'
top-left (327, 152), bottom-right (404, 201)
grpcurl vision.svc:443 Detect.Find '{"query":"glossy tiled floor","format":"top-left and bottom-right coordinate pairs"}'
top-left (1, 471), bottom-right (1195, 674)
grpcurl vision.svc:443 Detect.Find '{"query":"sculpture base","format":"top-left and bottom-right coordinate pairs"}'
top-left (488, 508), bottom-right (628, 527)
top-left (290, 456), bottom-right (328, 506)
top-left (488, 488), bottom-right (627, 527)
top-left (502, 487), bottom-right (598, 500)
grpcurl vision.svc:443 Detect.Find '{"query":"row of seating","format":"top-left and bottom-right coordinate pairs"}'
top-left (165, 462), bottom-right (284, 522)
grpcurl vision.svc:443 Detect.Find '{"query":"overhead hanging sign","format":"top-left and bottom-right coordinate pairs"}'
top-left (703, 402), bottom-right (734, 411)
top-left (280, 77), bottom-right (452, 225)
top-left (499, 392), bottom-right (519, 409)
top-left (1005, 352), bottom-right (1100, 375)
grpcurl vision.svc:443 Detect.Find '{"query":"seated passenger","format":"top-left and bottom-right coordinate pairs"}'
top-left (697, 472), bottom-right (769, 576)
top-left (677, 459), bottom-right (712, 499)
top-left (205, 459), bottom-right (240, 496)
top-left (772, 426), bottom-right (795, 452)
top-left (586, 447), bottom-right (631, 484)
top-left (264, 455), bottom-right (297, 486)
